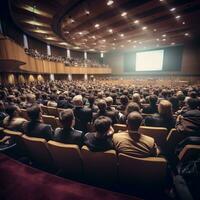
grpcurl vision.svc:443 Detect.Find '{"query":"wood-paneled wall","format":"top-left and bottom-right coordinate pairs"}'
top-left (0, 38), bottom-right (111, 75)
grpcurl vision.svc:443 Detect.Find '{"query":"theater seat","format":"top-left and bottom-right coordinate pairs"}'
top-left (47, 106), bottom-right (59, 117)
top-left (40, 105), bottom-right (49, 115)
top-left (139, 126), bottom-right (168, 148)
top-left (118, 153), bottom-right (167, 189)
top-left (22, 135), bottom-right (54, 169)
top-left (81, 146), bottom-right (117, 185)
top-left (113, 124), bottom-right (127, 133)
top-left (178, 144), bottom-right (200, 162)
top-left (3, 129), bottom-right (25, 154)
top-left (47, 141), bottom-right (83, 178)
top-left (42, 115), bottom-right (59, 130)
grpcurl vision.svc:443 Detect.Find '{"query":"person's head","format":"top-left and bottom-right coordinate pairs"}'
top-left (94, 116), bottom-right (112, 137)
top-left (158, 100), bottom-right (173, 118)
top-left (132, 93), bottom-right (140, 105)
top-left (149, 95), bottom-right (158, 106)
top-left (5, 105), bottom-right (20, 119)
top-left (120, 95), bottom-right (129, 106)
top-left (105, 96), bottom-right (113, 107)
top-left (126, 112), bottom-right (143, 131)
top-left (59, 109), bottom-right (75, 129)
top-left (26, 93), bottom-right (36, 103)
top-left (97, 99), bottom-right (107, 112)
top-left (176, 91), bottom-right (185, 102)
top-left (88, 95), bottom-right (95, 106)
top-left (187, 98), bottom-right (199, 109)
top-left (72, 95), bottom-right (83, 107)
top-left (27, 105), bottom-right (41, 122)
top-left (125, 102), bottom-right (140, 116)
top-left (58, 95), bottom-right (65, 101)
top-left (169, 96), bottom-right (179, 112)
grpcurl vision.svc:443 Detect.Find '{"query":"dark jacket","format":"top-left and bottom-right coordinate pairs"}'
top-left (23, 121), bottom-right (53, 141)
top-left (84, 132), bottom-right (113, 152)
top-left (93, 110), bottom-right (119, 124)
top-left (143, 114), bottom-right (176, 131)
top-left (54, 127), bottom-right (83, 146)
top-left (73, 106), bottom-right (92, 133)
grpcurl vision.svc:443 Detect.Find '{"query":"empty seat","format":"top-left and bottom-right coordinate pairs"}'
top-left (81, 146), bottom-right (117, 185)
top-left (113, 124), bottom-right (127, 133)
top-left (139, 126), bottom-right (168, 148)
top-left (47, 141), bottom-right (83, 178)
top-left (22, 135), bottom-right (54, 168)
top-left (42, 115), bottom-right (59, 130)
top-left (118, 153), bottom-right (167, 189)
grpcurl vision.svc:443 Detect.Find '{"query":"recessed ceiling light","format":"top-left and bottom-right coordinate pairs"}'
top-left (120, 45), bottom-right (124, 48)
top-left (92, 35), bottom-right (96, 39)
top-left (134, 20), bottom-right (139, 24)
top-left (162, 38), bottom-right (166, 41)
top-left (79, 32), bottom-right (82, 35)
top-left (184, 33), bottom-right (189, 36)
top-left (112, 43), bottom-right (115, 45)
top-left (182, 21), bottom-right (186, 25)
top-left (94, 24), bottom-right (100, 28)
top-left (153, 29), bottom-right (157, 32)
top-left (156, 38), bottom-right (160, 41)
top-left (102, 39), bottom-right (106, 42)
top-left (114, 38), bottom-right (116, 41)
top-left (170, 8), bottom-right (176, 12)
top-left (107, 0), bottom-right (114, 6)
top-left (128, 40), bottom-right (131, 43)
top-left (121, 12), bottom-right (127, 17)
top-left (175, 15), bottom-right (181, 19)
top-left (108, 29), bottom-right (113, 33)
top-left (85, 10), bottom-right (90, 15)
top-left (162, 34), bottom-right (166, 37)
top-left (120, 34), bottom-right (124, 37)
top-left (139, 41), bottom-right (142, 44)
top-left (171, 42), bottom-right (175, 45)
top-left (65, 31), bottom-right (69, 34)
top-left (142, 26), bottom-right (147, 30)
top-left (134, 40), bottom-right (137, 43)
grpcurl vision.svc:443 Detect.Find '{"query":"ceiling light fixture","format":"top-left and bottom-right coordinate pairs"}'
top-left (94, 24), bottom-right (100, 28)
top-left (134, 20), bottom-right (139, 24)
top-left (175, 15), bottom-right (181, 19)
top-left (170, 8), bottom-right (176, 12)
top-left (107, 0), bottom-right (114, 6)
top-left (142, 26), bottom-right (147, 30)
top-left (121, 12), bottom-right (127, 17)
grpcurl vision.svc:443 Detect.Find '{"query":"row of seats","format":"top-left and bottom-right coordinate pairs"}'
top-left (3, 129), bottom-right (200, 191)
top-left (3, 129), bottom-right (167, 189)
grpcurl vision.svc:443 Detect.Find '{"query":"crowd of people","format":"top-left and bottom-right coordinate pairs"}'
top-left (0, 78), bottom-right (200, 197)
top-left (24, 48), bottom-right (109, 68)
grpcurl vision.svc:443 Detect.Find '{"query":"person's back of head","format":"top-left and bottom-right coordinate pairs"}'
top-left (169, 96), bottom-right (179, 112)
top-left (59, 109), bottom-right (74, 130)
top-left (127, 111), bottom-right (143, 132)
top-left (158, 100), bottom-right (173, 118)
top-left (132, 93), bottom-right (140, 104)
top-left (88, 95), bottom-right (95, 106)
top-left (105, 96), bottom-right (113, 107)
top-left (120, 95), bottom-right (129, 106)
top-left (94, 116), bottom-right (111, 137)
top-left (5, 104), bottom-right (20, 120)
top-left (149, 95), bottom-right (158, 106)
top-left (187, 98), bottom-right (199, 110)
top-left (97, 99), bottom-right (107, 112)
top-left (125, 102), bottom-right (140, 116)
top-left (27, 105), bottom-right (41, 122)
top-left (72, 95), bottom-right (83, 107)
top-left (26, 93), bottom-right (36, 103)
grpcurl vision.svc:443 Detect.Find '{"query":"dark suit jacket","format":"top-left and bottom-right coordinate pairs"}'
top-left (93, 110), bottom-right (119, 124)
top-left (57, 100), bottom-right (73, 109)
top-left (73, 106), bottom-right (92, 133)
top-left (142, 104), bottom-right (158, 114)
top-left (54, 128), bottom-right (83, 146)
top-left (143, 114), bottom-right (176, 131)
top-left (84, 132), bottom-right (113, 152)
top-left (23, 121), bottom-right (53, 141)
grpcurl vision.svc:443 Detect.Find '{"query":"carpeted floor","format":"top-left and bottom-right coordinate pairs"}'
top-left (0, 153), bottom-right (141, 200)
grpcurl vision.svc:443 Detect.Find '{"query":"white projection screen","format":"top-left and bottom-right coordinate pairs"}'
top-left (135, 50), bottom-right (164, 71)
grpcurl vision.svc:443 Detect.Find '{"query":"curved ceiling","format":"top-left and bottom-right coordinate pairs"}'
top-left (9, 0), bottom-right (200, 52)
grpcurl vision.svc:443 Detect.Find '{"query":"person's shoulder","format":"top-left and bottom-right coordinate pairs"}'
top-left (140, 134), bottom-right (155, 144)
top-left (54, 127), bottom-right (62, 135)
top-left (73, 128), bottom-right (83, 137)
top-left (113, 131), bottom-right (127, 139)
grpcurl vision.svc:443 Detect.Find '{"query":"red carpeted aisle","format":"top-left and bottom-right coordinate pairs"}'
top-left (0, 153), bottom-right (140, 200)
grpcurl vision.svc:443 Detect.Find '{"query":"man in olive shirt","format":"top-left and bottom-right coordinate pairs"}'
top-left (112, 112), bottom-right (159, 158)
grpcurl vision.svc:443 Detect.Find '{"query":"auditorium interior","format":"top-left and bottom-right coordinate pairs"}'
top-left (0, 0), bottom-right (200, 200)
